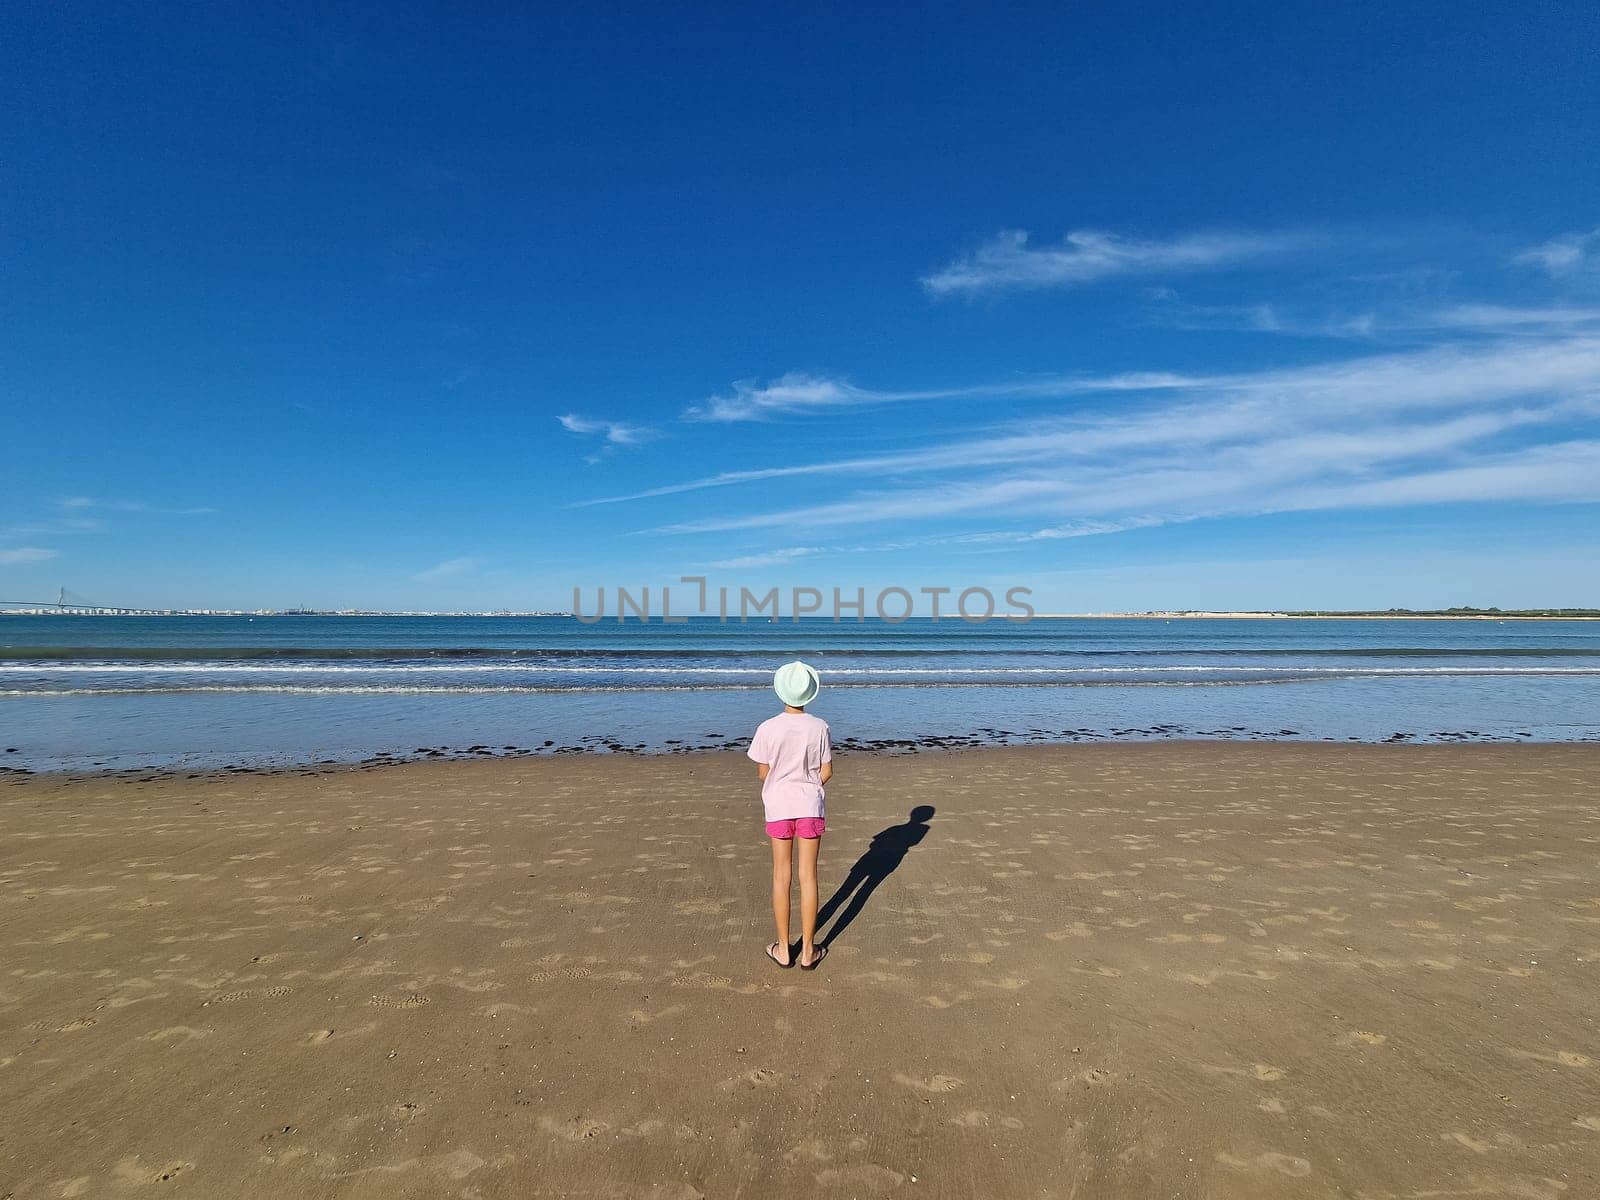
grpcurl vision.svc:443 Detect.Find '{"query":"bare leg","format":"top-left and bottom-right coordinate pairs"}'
top-left (797, 834), bottom-right (821, 965)
top-left (769, 837), bottom-right (793, 965)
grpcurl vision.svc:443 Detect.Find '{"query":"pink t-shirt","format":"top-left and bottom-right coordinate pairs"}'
top-left (746, 711), bottom-right (832, 822)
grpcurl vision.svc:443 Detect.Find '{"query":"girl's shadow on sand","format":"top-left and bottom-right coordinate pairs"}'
top-left (818, 805), bottom-right (935, 948)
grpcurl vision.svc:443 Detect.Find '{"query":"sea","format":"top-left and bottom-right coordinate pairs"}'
top-left (2, 615), bottom-right (1598, 774)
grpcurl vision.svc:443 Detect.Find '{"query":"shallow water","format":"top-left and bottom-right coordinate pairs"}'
top-left (3, 615), bottom-right (1597, 772)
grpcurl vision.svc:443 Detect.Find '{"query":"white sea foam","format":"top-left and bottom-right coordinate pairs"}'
top-left (4, 665), bottom-right (1599, 698)
top-left (3, 663), bottom-right (1599, 676)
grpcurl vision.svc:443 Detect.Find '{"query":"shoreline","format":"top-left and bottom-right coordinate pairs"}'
top-left (4, 734), bottom-right (1588, 779)
top-left (6, 722), bottom-right (1592, 781)
top-left (3, 743), bottom-right (1598, 1197)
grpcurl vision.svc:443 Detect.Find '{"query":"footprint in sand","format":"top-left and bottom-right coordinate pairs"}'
top-left (671, 974), bottom-right (762, 996)
top-left (1216, 1150), bottom-right (1312, 1177)
top-left (538, 1115), bottom-right (610, 1142)
top-left (113, 1157), bottom-right (194, 1185)
top-left (337, 1148), bottom-right (509, 1181)
top-left (479, 1001), bottom-right (537, 1018)
top-left (1343, 1030), bottom-right (1388, 1046)
top-left (146, 1026), bottom-right (212, 1044)
top-left (1201, 1063), bottom-right (1286, 1083)
top-left (206, 985), bottom-right (292, 1005)
top-left (106, 991), bottom-right (170, 1010)
top-left (893, 1072), bottom-right (962, 1094)
top-left (1045, 924), bottom-right (1094, 941)
top-left (784, 1138), bottom-right (835, 1164)
top-left (858, 970), bottom-right (913, 986)
top-left (1507, 1048), bottom-right (1591, 1069)
top-left (368, 992), bottom-right (432, 1009)
top-left (720, 1067), bottom-right (780, 1090)
top-left (442, 977), bottom-right (505, 994)
top-left (1442, 1132), bottom-right (1500, 1155)
top-left (640, 1185), bottom-right (705, 1200)
top-left (1573, 1116), bottom-right (1600, 1133)
top-left (306, 1022), bottom-right (377, 1043)
top-left (673, 898), bottom-right (733, 916)
top-left (813, 1164), bottom-right (906, 1193)
top-left (626, 1004), bottom-right (686, 1027)
top-left (948, 1109), bottom-right (1025, 1129)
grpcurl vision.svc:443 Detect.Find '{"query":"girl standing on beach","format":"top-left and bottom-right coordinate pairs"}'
top-left (747, 661), bottom-right (832, 971)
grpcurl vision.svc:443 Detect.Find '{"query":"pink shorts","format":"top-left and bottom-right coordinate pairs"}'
top-left (766, 817), bottom-right (826, 840)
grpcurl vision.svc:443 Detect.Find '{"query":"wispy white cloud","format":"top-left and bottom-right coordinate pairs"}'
top-left (939, 516), bottom-right (1185, 544)
top-left (702, 546), bottom-right (826, 569)
top-left (922, 228), bottom-right (1306, 296)
top-left (1429, 304), bottom-right (1600, 332)
top-left (412, 555), bottom-right (483, 582)
top-left (557, 413), bottom-right (654, 445)
top-left (1153, 299), bottom-right (1600, 341)
top-left (0, 547), bottom-right (59, 566)
top-left (681, 368), bottom-right (1193, 423)
top-left (658, 428), bottom-right (1600, 538)
top-left (591, 337), bottom-right (1600, 516)
top-left (2, 516), bottom-right (104, 537)
top-left (1515, 227), bottom-right (1600, 277)
top-left (696, 526), bottom-right (1172, 567)
top-left (684, 375), bottom-right (865, 422)
top-left (56, 497), bottom-right (215, 515)
top-left (629, 334), bottom-right (1600, 539)
top-left (1268, 439), bottom-right (1600, 512)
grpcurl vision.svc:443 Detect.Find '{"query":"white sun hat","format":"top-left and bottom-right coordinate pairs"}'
top-left (773, 660), bottom-right (821, 707)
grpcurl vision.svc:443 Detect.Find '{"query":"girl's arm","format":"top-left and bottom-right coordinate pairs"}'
top-left (820, 762), bottom-right (833, 785)
top-left (757, 763), bottom-right (770, 781)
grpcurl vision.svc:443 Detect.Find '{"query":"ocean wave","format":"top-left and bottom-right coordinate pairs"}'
top-left (2, 643), bottom-right (1597, 662)
top-left (4, 666), bottom-right (1599, 697)
top-left (4, 663), bottom-right (1600, 676)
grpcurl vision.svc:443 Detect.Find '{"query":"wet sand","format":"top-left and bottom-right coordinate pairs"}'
top-left (2, 744), bottom-right (1598, 1198)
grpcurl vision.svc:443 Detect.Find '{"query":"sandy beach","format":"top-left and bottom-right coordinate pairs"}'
top-left (2, 744), bottom-right (1598, 1198)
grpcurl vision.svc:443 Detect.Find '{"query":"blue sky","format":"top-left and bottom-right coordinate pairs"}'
top-left (3, 3), bottom-right (1598, 612)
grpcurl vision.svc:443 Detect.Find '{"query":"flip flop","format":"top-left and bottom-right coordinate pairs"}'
top-left (765, 942), bottom-right (794, 969)
top-left (798, 945), bottom-right (827, 971)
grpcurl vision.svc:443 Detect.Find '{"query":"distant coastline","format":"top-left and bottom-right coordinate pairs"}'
top-left (1034, 609), bottom-right (1600, 620)
top-left (0, 609), bottom-right (575, 618)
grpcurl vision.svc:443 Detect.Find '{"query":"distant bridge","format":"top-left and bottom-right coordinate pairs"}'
top-left (0, 587), bottom-right (185, 616)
